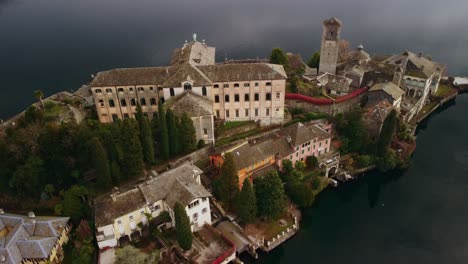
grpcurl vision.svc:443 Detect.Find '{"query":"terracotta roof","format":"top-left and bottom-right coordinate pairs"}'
top-left (369, 82), bottom-right (405, 101)
top-left (164, 91), bottom-right (213, 117)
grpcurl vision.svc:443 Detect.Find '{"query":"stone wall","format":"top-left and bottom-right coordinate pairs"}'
top-left (170, 145), bottom-right (213, 168)
top-left (285, 93), bottom-right (365, 116)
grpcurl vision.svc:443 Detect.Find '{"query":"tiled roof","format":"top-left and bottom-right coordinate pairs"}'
top-left (197, 63), bottom-right (287, 82)
top-left (384, 51), bottom-right (445, 79)
top-left (90, 67), bottom-right (173, 87)
top-left (279, 122), bottom-right (330, 147)
top-left (0, 213), bottom-right (69, 264)
top-left (164, 91), bottom-right (213, 117)
top-left (369, 82), bottom-right (405, 101)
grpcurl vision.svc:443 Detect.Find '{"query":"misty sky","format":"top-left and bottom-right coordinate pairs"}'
top-left (0, 0), bottom-right (467, 118)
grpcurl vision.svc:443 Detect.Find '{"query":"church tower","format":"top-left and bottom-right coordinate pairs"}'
top-left (319, 17), bottom-right (342, 74)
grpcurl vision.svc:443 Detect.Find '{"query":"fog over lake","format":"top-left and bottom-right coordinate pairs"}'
top-left (1, 0), bottom-right (467, 118)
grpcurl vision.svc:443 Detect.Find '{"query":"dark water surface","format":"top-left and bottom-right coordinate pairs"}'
top-left (1, 0), bottom-right (468, 119)
top-left (249, 94), bottom-right (468, 264)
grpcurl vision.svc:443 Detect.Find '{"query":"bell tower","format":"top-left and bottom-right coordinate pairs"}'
top-left (319, 17), bottom-right (342, 74)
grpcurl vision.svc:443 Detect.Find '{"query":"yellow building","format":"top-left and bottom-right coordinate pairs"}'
top-left (0, 211), bottom-right (70, 264)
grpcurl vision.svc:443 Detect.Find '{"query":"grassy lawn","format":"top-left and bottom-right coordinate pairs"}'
top-left (259, 213), bottom-right (295, 241)
top-left (218, 120), bottom-right (253, 131)
top-left (435, 84), bottom-right (456, 98)
top-left (215, 128), bottom-right (262, 147)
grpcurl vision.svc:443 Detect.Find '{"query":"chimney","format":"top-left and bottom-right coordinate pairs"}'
top-left (28, 212), bottom-right (35, 218)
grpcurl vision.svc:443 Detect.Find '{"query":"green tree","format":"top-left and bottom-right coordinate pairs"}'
top-left (174, 202), bottom-right (192, 251)
top-left (110, 160), bottom-right (122, 184)
top-left (33, 89), bottom-right (45, 109)
top-left (166, 109), bottom-right (179, 156)
top-left (336, 110), bottom-right (369, 154)
top-left (135, 104), bottom-right (155, 164)
top-left (179, 113), bottom-right (197, 154)
top-left (151, 112), bottom-right (161, 159)
top-left (158, 103), bottom-right (170, 160)
top-left (254, 171), bottom-right (287, 219)
top-left (237, 179), bottom-right (257, 224)
top-left (377, 149), bottom-right (399, 172)
top-left (120, 119), bottom-right (144, 177)
top-left (197, 139), bottom-right (206, 149)
top-left (294, 160), bottom-right (306, 172)
top-left (62, 185), bottom-right (88, 222)
top-left (89, 137), bottom-right (112, 188)
top-left (213, 153), bottom-right (239, 207)
top-left (289, 75), bottom-right (300, 93)
top-left (307, 51), bottom-right (320, 69)
top-left (269, 48), bottom-right (288, 66)
top-left (280, 159), bottom-right (294, 181)
top-left (377, 109), bottom-right (398, 156)
top-left (9, 156), bottom-right (43, 196)
top-left (306, 156), bottom-right (319, 170)
top-left (356, 155), bottom-right (372, 168)
top-left (286, 180), bottom-right (314, 207)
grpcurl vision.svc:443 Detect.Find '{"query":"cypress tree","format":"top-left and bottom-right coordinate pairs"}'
top-left (166, 109), bottom-right (178, 156)
top-left (110, 160), bottom-right (122, 184)
top-left (174, 202), bottom-right (192, 251)
top-left (119, 119), bottom-right (144, 177)
top-left (254, 171), bottom-right (287, 219)
top-left (151, 112), bottom-right (161, 159)
top-left (135, 104), bottom-right (155, 164)
top-left (269, 48), bottom-right (288, 66)
top-left (179, 113), bottom-right (197, 154)
top-left (158, 103), bottom-right (170, 160)
top-left (213, 152), bottom-right (239, 208)
top-left (89, 137), bottom-right (112, 188)
top-left (377, 109), bottom-right (398, 157)
top-left (237, 179), bottom-right (257, 224)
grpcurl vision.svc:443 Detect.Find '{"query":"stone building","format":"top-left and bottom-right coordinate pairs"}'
top-left (363, 99), bottom-right (394, 140)
top-left (316, 72), bottom-right (353, 95)
top-left (89, 39), bottom-right (287, 126)
top-left (319, 17), bottom-right (342, 74)
top-left (164, 91), bottom-right (215, 145)
top-left (0, 211), bottom-right (70, 264)
top-left (95, 162), bottom-right (212, 249)
top-left (368, 82), bottom-right (405, 110)
top-left (210, 121), bottom-right (332, 187)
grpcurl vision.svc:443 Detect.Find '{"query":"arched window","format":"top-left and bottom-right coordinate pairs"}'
top-left (131, 99), bottom-right (136, 106)
top-left (95, 89), bottom-right (102, 94)
top-left (121, 99), bottom-right (127, 106)
top-left (106, 88), bottom-right (112, 93)
top-left (234, 83), bottom-right (240, 88)
top-left (266, 82), bottom-right (272, 86)
top-left (184, 83), bottom-right (192, 91)
top-left (109, 99), bottom-right (115, 107)
top-left (140, 98), bottom-right (146, 106)
top-left (117, 88), bottom-right (124, 93)
top-left (150, 98), bottom-right (157, 105)
top-left (202, 86), bottom-right (207, 96)
top-left (138, 87), bottom-right (145, 92)
top-left (265, 93), bottom-right (271, 101)
top-left (170, 88), bottom-right (175, 96)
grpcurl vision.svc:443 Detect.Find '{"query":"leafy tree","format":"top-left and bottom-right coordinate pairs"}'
top-left (151, 112), bottom-right (161, 158)
top-left (110, 161), bottom-right (122, 184)
top-left (306, 156), bottom-right (319, 170)
top-left (158, 103), bottom-right (170, 160)
top-left (166, 109), bottom-right (179, 156)
top-left (377, 109), bottom-right (397, 156)
top-left (119, 119), bottom-right (144, 177)
top-left (89, 137), bottom-right (112, 188)
top-left (286, 180), bottom-right (314, 207)
top-left (237, 179), bottom-right (257, 224)
top-left (174, 202), bottom-right (192, 251)
top-left (254, 171), bottom-right (287, 219)
top-left (179, 113), bottom-right (197, 154)
top-left (307, 51), bottom-right (320, 69)
top-left (336, 110), bottom-right (369, 154)
top-left (115, 245), bottom-right (159, 264)
top-left (62, 185), bottom-right (88, 222)
top-left (281, 159), bottom-right (294, 181)
top-left (377, 149), bottom-right (398, 172)
top-left (356, 155), bottom-right (372, 168)
top-left (44, 184), bottom-right (55, 198)
top-left (23, 106), bottom-right (44, 125)
top-left (311, 176), bottom-right (321, 190)
top-left (289, 75), bottom-right (300, 93)
top-left (33, 89), bottom-right (45, 109)
top-left (294, 160), bottom-right (306, 171)
top-left (213, 153), bottom-right (239, 207)
top-left (9, 156), bottom-right (43, 196)
top-left (269, 48), bottom-right (288, 66)
top-left (197, 139), bottom-right (206, 149)
top-left (135, 104), bottom-right (155, 164)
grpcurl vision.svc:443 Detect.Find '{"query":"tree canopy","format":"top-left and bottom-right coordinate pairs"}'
top-left (307, 51), bottom-right (320, 69)
top-left (213, 152), bottom-right (239, 208)
top-left (254, 171), bottom-right (287, 219)
top-left (174, 202), bottom-right (192, 251)
top-left (269, 48), bottom-right (288, 66)
top-left (236, 179), bottom-right (257, 223)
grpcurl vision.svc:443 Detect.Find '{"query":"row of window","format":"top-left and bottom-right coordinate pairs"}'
top-left (214, 92), bottom-right (280, 103)
top-left (213, 82), bottom-right (271, 89)
top-left (99, 98), bottom-right (158, 108)
top-left (95, 87), bottom-right (156, 94)
top-left (192, 208), bottom-right (209, 222)
top-left (169, 86), bottom-right (207, 97)
top-left (220, 108), bottom-right (279, 118)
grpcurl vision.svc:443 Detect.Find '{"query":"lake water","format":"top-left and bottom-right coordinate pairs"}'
top-left (247, 94), bottom-right (468, 263)
top-left (1, 0), bottom-right (468, 119)
top-left (2, 1), bottom-right (468, 263)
